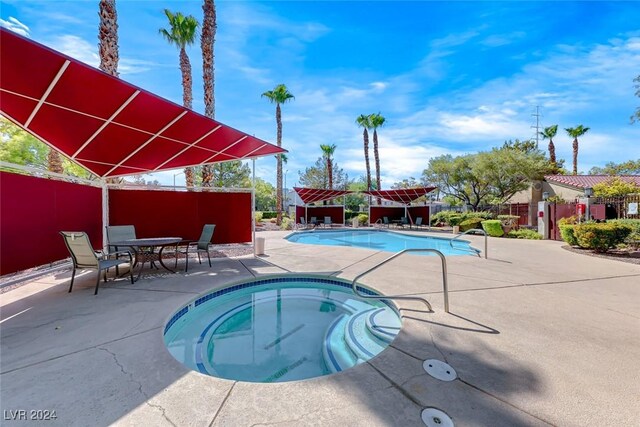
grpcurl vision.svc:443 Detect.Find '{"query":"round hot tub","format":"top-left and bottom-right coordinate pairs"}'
top-left (163, 275), bottom-right (401, 383)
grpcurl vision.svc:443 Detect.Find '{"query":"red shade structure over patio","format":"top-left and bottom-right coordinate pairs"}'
top-left (363, 187), bottom-right (436, 205)
top-left (0, 28), bottom-right (285, 178)
top-left (294, 187), bottom-right (352, 205)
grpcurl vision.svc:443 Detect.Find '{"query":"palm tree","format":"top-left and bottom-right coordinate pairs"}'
top-left (47, 149), bottom-right (63, 174)
top-left (262, 84), bottom-right (295, 225)
top-left (356, 114), bottom-right (372, 192)
top-left (539, 124), bottom-right (558, 171)
top-left (565, 125), bottom-right (590, 175)
top-left (200, 0), bottom-right (216, 187)
top-left (160, 9), bottom-right (199, 187)
top-left (98, 0), bottom-right (119, 77)
top-left (320, 144), bottom-right (337, 190)
top-left (369, 113), bottom-right (385, 202)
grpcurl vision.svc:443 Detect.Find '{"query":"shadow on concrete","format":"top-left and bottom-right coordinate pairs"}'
top-left (402, 310), bottom-right (500, 334)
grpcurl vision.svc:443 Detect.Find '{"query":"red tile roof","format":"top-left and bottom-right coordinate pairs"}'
top-left (544, 175), bottom-right (640, 189)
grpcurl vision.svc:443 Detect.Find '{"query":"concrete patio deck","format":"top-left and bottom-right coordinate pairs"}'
top-left (1, 230), bottom-right (639, 426)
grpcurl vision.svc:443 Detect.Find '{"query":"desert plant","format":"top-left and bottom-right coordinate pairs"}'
top-left (506, 229), bottom-right (542, 240)
top-left (357, 213), bottom-right (369, 225)
top-left (459, 217), bottom-right (484, 232)
top-left (448, 215), bottom-right (464, 226)
top-left (558, 215), bottom-right (578, 226)
top-left (573, 223), bottom-right (632, 252)
top-left (481, 220), bottom-right (504, 237)
top-left (497, 215), bottom-right (520, 226)
top-left (254, 211), bottom-right (263, 223)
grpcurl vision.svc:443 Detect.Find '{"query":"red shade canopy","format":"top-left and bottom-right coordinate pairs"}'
top-left (0, 28), bottom-right (285, 178)
top-left (363, 187), bottom-right (436, 205)
top-left (294, 187), bottom-right (351, 205)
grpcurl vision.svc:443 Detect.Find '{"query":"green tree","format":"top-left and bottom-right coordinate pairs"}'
top-left (565, 125), bottom-right (590, 175)
top-left (345, 178), bottom-right (367, 211)
top-left (356, 114), bottom-right (373, 191)
top-left (423, 144), bottom-right (552, 210)
top-left (210, 161), bottom-right (251, 188)
top-left (593, 177), bottom-right (640, 197)
top-left (632, 75), bottom-right (640, 124)
top-left (369, 113), bottom-right (386, 198)
top-left (320, 144), bottom-right (337, 190)
top-left (254, 178), bottom-right (276, 211)
top-left (159, 9), bottom-right (199, 187)
top-left (539, 125), bottom-right (558, 171)
top-left (1, 119), bottom-right (92, 178)
top-left (589, 160), bottom-right (640, 175)
top-left (392, 177), bottom-right (422, 189)
top-left (200, 0), bottom-right (216, 187)
top-left (298, 156), bottom-right (348, 191)
top-left (262, 84), bottom-right (295, 225)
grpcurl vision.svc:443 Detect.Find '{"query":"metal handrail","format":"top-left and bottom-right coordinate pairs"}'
top-left (450, 228), bottom-right (487, 259)
top-left (351, 248), bottom-right (449, 313)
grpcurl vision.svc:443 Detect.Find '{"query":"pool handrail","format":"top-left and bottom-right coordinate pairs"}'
top-left (351, 248), bottom-right (449, 313)
top-left (450, 228), bottom-right (487, 259)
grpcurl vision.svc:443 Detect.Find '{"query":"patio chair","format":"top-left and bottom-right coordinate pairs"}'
top-left (382, 217), bottom-right (390, 228)
top-left (323, 216), bottom-right (333, 227)
top-left (397, 217), bottom-right (409, 228)
top-left (298, 217), bottom-right (309, 229)
top-left (310, 216), bottom-right (317, 226)
top-left (414, 217), bottom-right (427, 229)
top-left (60, 231), bottom-right (134, 295)
top-left (106, 225), bottom-right (137, 255)
top-left (177, 224), bottom-right (216, 272)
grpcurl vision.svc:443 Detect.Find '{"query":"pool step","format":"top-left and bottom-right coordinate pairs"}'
top-left (322, 307), bottom-right (401, 373)
top-left (365, 308), bottom-right (402, 343)
top-left (322, 314), bottom-right (360, 373)
top-left (344, 309), bottom-right (388, 360)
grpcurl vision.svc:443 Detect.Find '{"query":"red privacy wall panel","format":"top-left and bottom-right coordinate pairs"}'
top-left (295, 206), bottom-right (344, 224)
top-left (108, 189), bottom-right (251, 244)
top-left (0, 172), bottom-right (103, 275)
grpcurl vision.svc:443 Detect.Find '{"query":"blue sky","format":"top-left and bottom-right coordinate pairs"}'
top-left (2, 0), bottom-right (639, 187)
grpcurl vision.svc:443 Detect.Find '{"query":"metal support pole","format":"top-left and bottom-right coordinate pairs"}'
top-left (252, 159), bottom-right (256, 255)
top-left (102, 180), bottom-right (109, 251)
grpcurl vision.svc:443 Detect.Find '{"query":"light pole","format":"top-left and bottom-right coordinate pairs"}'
top-left (283, 170), bottom-right (288, 212)
top-left (173, 171), bottom-right (185, 189)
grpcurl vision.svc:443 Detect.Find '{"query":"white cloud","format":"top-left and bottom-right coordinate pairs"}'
top-left (0, 16), bottom-right (30, 37)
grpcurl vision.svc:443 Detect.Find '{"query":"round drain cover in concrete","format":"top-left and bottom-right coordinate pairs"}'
top-left (421, 407), bottom-right (453, 427)
top-left (423, 359), bottom-right (457, 381)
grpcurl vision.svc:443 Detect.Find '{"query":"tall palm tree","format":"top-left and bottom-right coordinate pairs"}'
top-left (200, 0), bottom-right (216, 187)
top-left (369, 112), bottom-right (386, 202)
top-left (356, 114), bottom-right (372, 192)
top-left (97, 0), bottom-right (119, 182)
top-left (262, 84), bottom-right (295, 225)
top-left (160, 9), bottom-right (199, 187)
top-left (539, 124), bottom-right (558, 171)
top-left (98, 0), bottom-right (119, 77)
top-left (320, 144), bottom-right (337, 190)
top-left (565, 125), bottom-right (590, 175)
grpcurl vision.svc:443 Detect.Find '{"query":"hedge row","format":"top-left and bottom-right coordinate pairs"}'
top-left (559, 222), bottom-right (633, 252)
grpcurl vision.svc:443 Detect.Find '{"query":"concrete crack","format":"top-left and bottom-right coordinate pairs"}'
top-left (98, 347), bottom-right (176, 427)
top-left (209, 381), bottom-right (236, 426)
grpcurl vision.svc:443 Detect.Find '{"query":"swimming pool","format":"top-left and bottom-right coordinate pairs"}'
top-left (286, 229), bottom-right (478, 256)
top-left (164, 276), bottom-right (401, 383)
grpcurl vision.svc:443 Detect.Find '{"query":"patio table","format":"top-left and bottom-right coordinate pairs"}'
top-left (110, 237), bottom-right (181, 280)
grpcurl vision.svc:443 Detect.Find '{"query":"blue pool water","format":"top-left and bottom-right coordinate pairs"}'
top-left (286, 229), bottom-right (477, 256)
top-left (164, 276), bottom-right (401, 383)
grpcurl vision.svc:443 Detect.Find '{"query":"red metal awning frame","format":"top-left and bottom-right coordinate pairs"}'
top-left (363, 187), bottom-right (436, 205)
top-left (294, 187), bottom-right (352, 205)
top-left (0, 28), bottom-right (285, 178)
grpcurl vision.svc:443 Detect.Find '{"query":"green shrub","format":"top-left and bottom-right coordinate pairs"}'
top-left (481, 220), bottom-right (504, 237)
top-left (607, 219), bottom-right (640, 235)
top-left (254, 212), bottom-right (263, 223)
top-left (559, 224), bottom-right (578, 246)
top-left (459, 217), bottom-right (484, 232)
top-left (448, 215), bottom-right (464, 226)
top-left (357, 213), bottom-right (369, 225)
top-left (506, 229), bottom-right (541, 240)
top-left (558, 215), bottom-right (578, 226)
top-left (261, 211), bottom-right (278, 219)
top-left (573, 223), bottom-right (633, 252)
top-left (280, 217), bottom-right (294, 230)
top-left (497, 215), bottom-right (520, 226)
